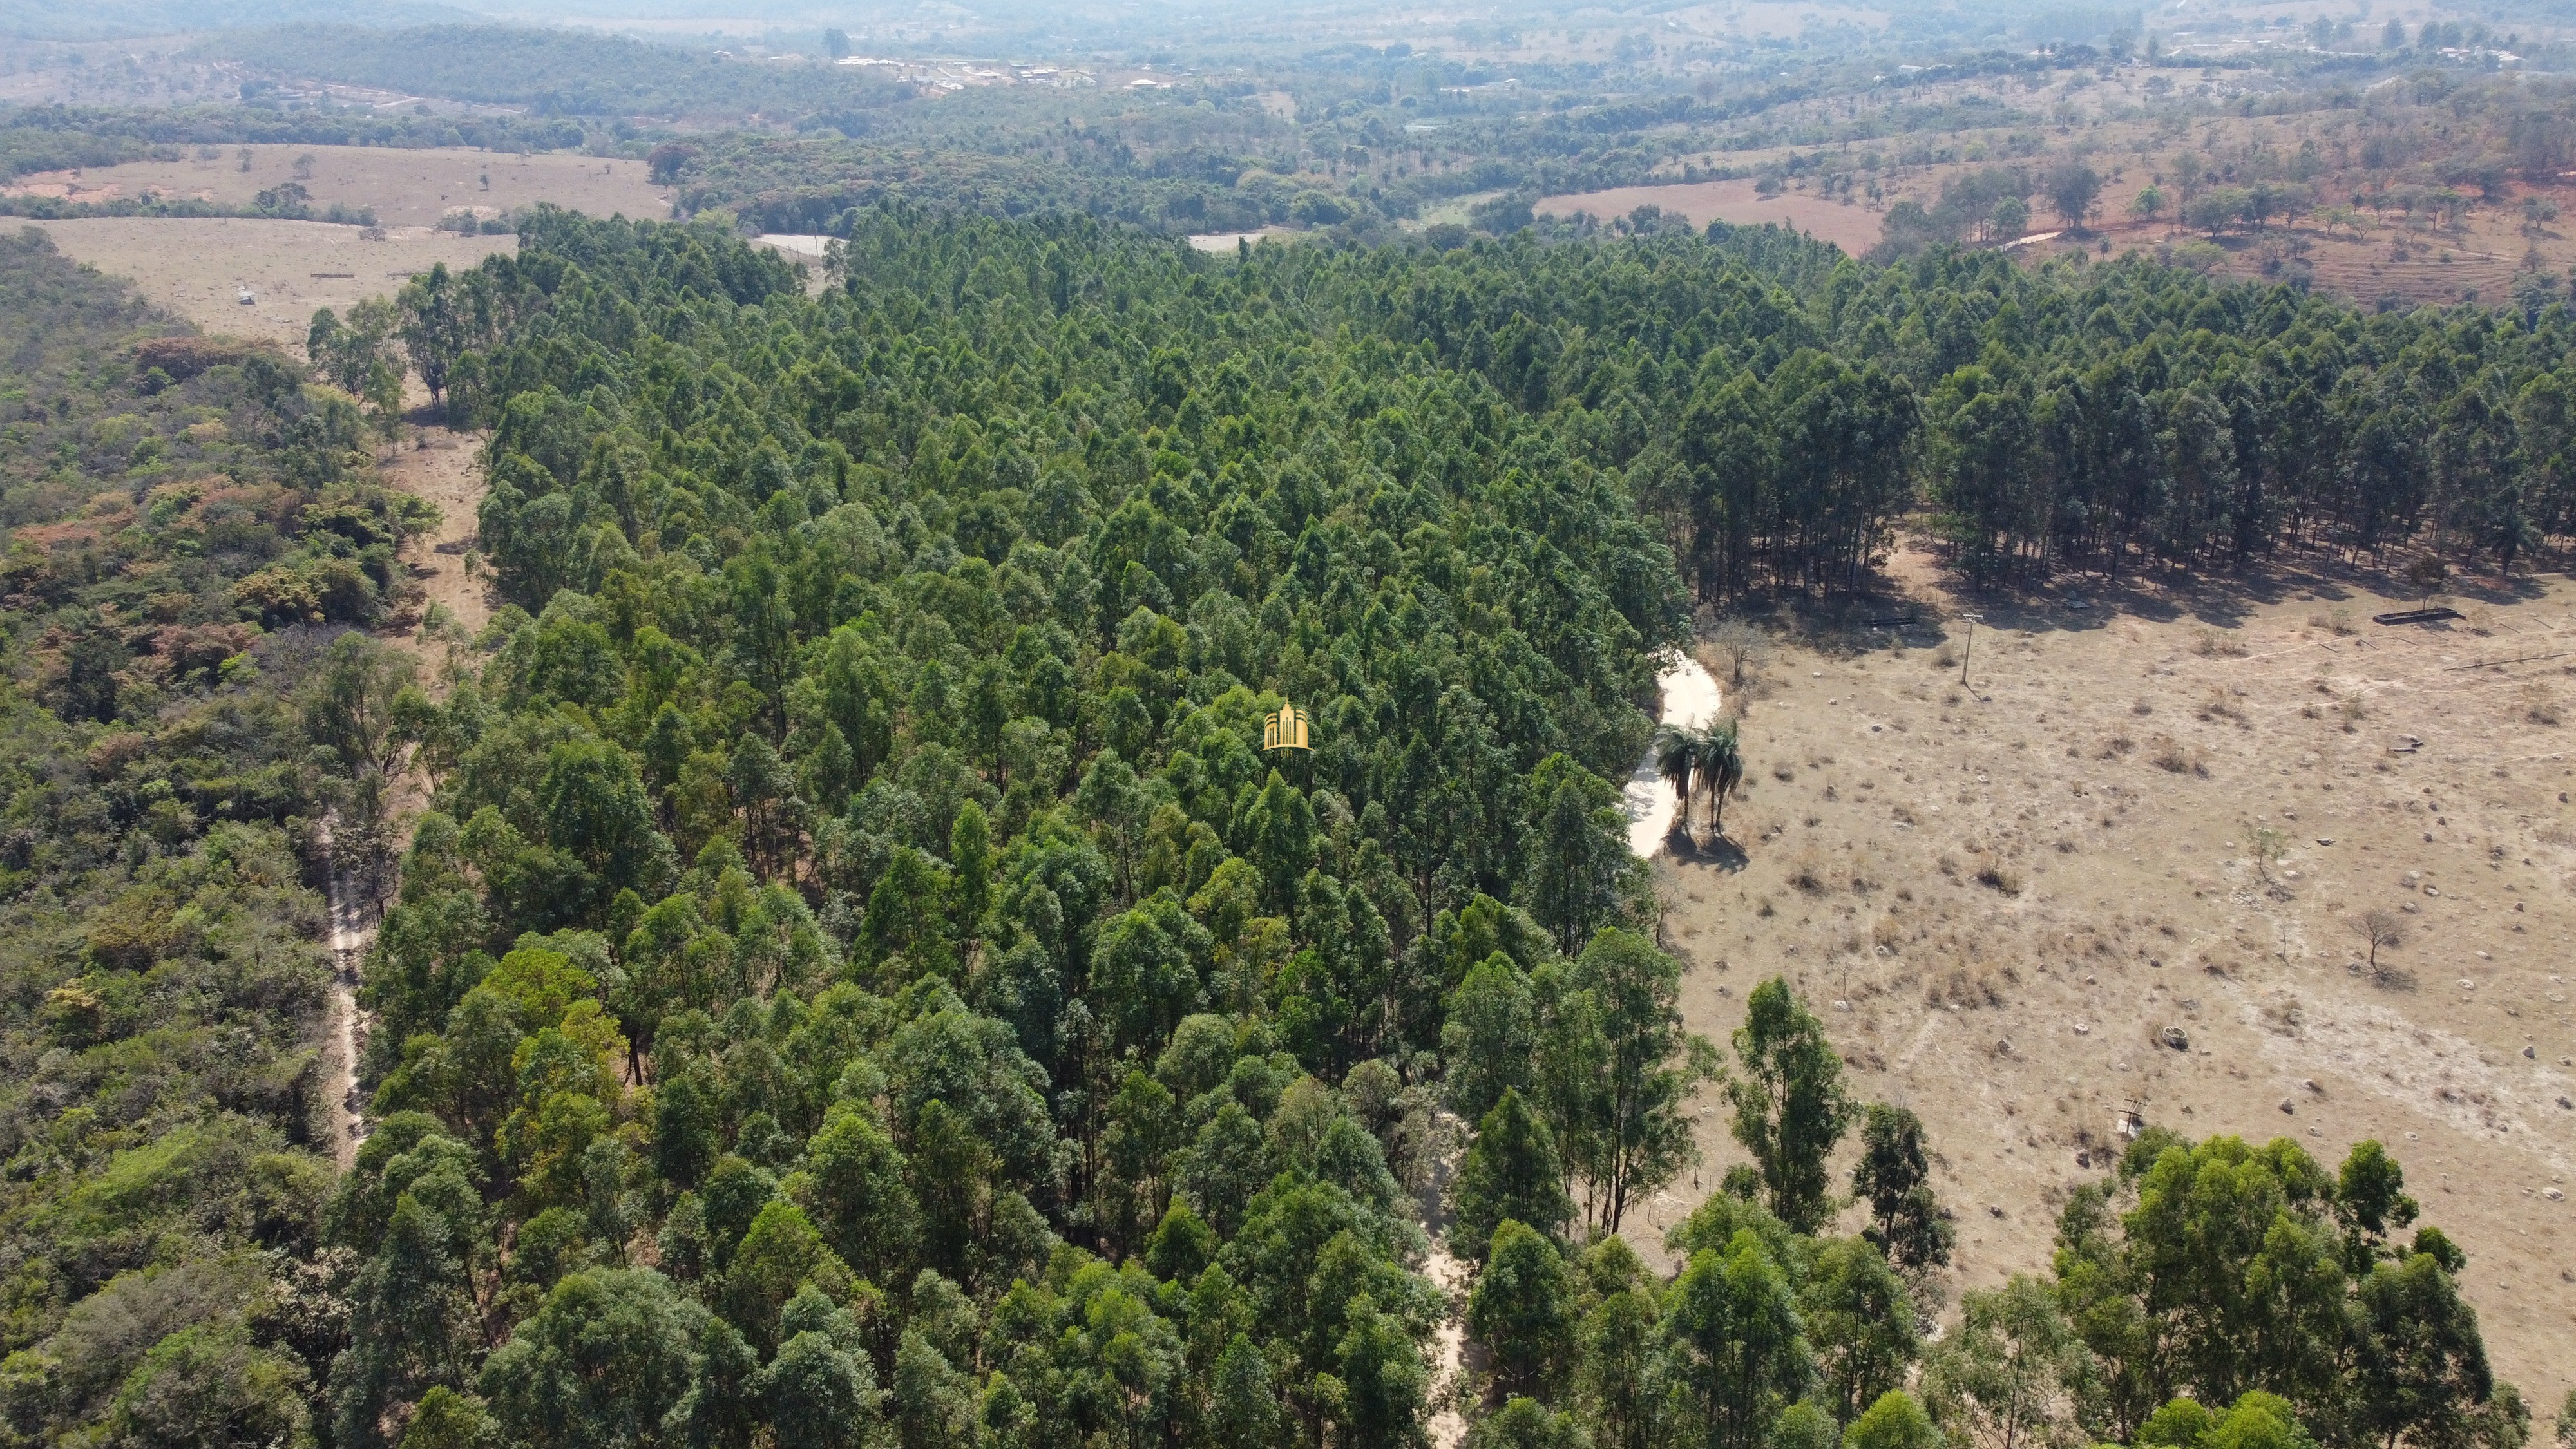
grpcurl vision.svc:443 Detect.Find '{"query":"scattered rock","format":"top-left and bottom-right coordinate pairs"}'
top-left (2524, 1045), bottom-right (2537, 1059)
top-left (1987, 1204), bottom-right (2005, 1218)
top-left (2302, 1079), bottom-right (2322, 1094)
top-left (2278, 1098), bottom-right (2295, 1114)
top-left (2549, 1188), bottom-right (2566, 1202)
top-left (1995, 1038), bottom-right (2014, 1056)
top-left (2158, 1025), bottom-right (2190, 1051)
top-left (2561, 1097), bottom-right (2573, 1110)
top-left (2074, 1021), bottom-right (2091, 1036)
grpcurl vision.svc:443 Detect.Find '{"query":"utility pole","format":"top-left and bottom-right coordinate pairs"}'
top-left (1960, 613), bottom-right (1982, 687)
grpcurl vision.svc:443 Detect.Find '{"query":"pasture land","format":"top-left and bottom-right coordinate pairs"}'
top-left (5, 143), bottom-right (671, 228)
top-left (30, 218), bottom-right (512, 346)
top-left (1649, 545), bottom-right (2576, 1414)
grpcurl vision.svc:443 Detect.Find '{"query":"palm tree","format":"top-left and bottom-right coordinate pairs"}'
top-left (1652, 722), bottom-right (1699, 838)
top-left (1699, 718), bottom-right (1746, 838)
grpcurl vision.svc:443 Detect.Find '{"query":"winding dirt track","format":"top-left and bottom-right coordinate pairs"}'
top-left (314, 810), bottom-right (378, 1170)
top-left (319, 414), bottom-right (493, 1166)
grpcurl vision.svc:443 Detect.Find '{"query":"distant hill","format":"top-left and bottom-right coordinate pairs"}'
top-left (195, 24), bottom-right (908, 124)
top-left (5, 0), bottom-right (475, 40)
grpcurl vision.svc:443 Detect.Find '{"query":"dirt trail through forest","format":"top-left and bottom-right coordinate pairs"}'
top-left (314, 810), bottom-right (377, 1170)
top-left (319, 410), bottom-right (493, 1164)
top-left (385, 421), bottom-right (495, 654)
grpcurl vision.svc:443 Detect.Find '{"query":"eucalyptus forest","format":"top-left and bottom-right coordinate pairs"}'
top-left (0, 198), bottom-right (2551, 1449)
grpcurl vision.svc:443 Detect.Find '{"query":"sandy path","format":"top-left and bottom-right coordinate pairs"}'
top-left (314, 412), bottom-right (492, 1166)
top-left (383, 424), bottom-right (494, 652)
top-left (312, 810), bottom-right (379, 1170)
top-left (1424, 1244), bottom-right (1471, 1449)
top-left (1628, 656), bottom-right (1726, 856)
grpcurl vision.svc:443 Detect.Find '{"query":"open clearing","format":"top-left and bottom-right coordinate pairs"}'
top-left (3, 144), bottom-right (672, 229)
top-left (1643, 547), bottom-right (2576, 1413)
top-left (1538, 178), bottom-right (1892, 254)
top-left (30, 218), bottom-right (512, 346)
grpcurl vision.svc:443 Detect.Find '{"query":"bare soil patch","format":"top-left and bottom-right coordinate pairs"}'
top-left (1646, 544), bottom-right (2576, 1414)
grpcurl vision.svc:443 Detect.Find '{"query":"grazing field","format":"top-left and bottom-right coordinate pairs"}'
top-left (1539, 178), bottom-right (1893, 254)
top-left (4, 143), bottom-right (672, 228)
top-left (1645, 545), bottom-right (2576, 1412)
top-left (29, 218), bottom-right (511, 345)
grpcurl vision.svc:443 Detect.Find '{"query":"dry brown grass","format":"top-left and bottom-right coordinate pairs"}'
top-left (32, 219), bottom-right (514, 346)
top-left (2148, 735), bottom-right (2207, 775)
top-left (1649, 551), bottom-right (2576, 1412)
top-left (2193, 627), bottom-right (2249, 658)
top-left (6, 144), bottom-right (669, 229)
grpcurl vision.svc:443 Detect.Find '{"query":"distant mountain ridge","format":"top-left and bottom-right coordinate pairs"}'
top-left (6, 0), bottom-right (478, 41)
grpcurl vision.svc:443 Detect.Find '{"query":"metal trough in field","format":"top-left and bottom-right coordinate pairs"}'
top-left (2372, 607), bottom-right (2461, 625)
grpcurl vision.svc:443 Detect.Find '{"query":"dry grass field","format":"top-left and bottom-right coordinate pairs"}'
top-left (1537, 178), bottom-right (1892, 254)
top-left (1542, 67), bottom-right (2576, 308)
top-left (1637, 545), bottom-right (2576, 1414)
top-left (14, 146), bottom-right (683, 348)
top-left (28, 219), bottom-right (512, 346)
top-left (3, 144), bottom-right (672, 229)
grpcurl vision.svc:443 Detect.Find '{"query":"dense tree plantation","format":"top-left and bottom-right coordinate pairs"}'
top-left (0, 204), bottom-right (2540, 1449)
top-left (1276, 219), bottom-right (2576, 595)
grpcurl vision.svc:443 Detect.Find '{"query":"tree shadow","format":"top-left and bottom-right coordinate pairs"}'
top-left (1668, 829), bottom-right (1748, 872)
top-left (1717, 539), bottom-right (2576, 658)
